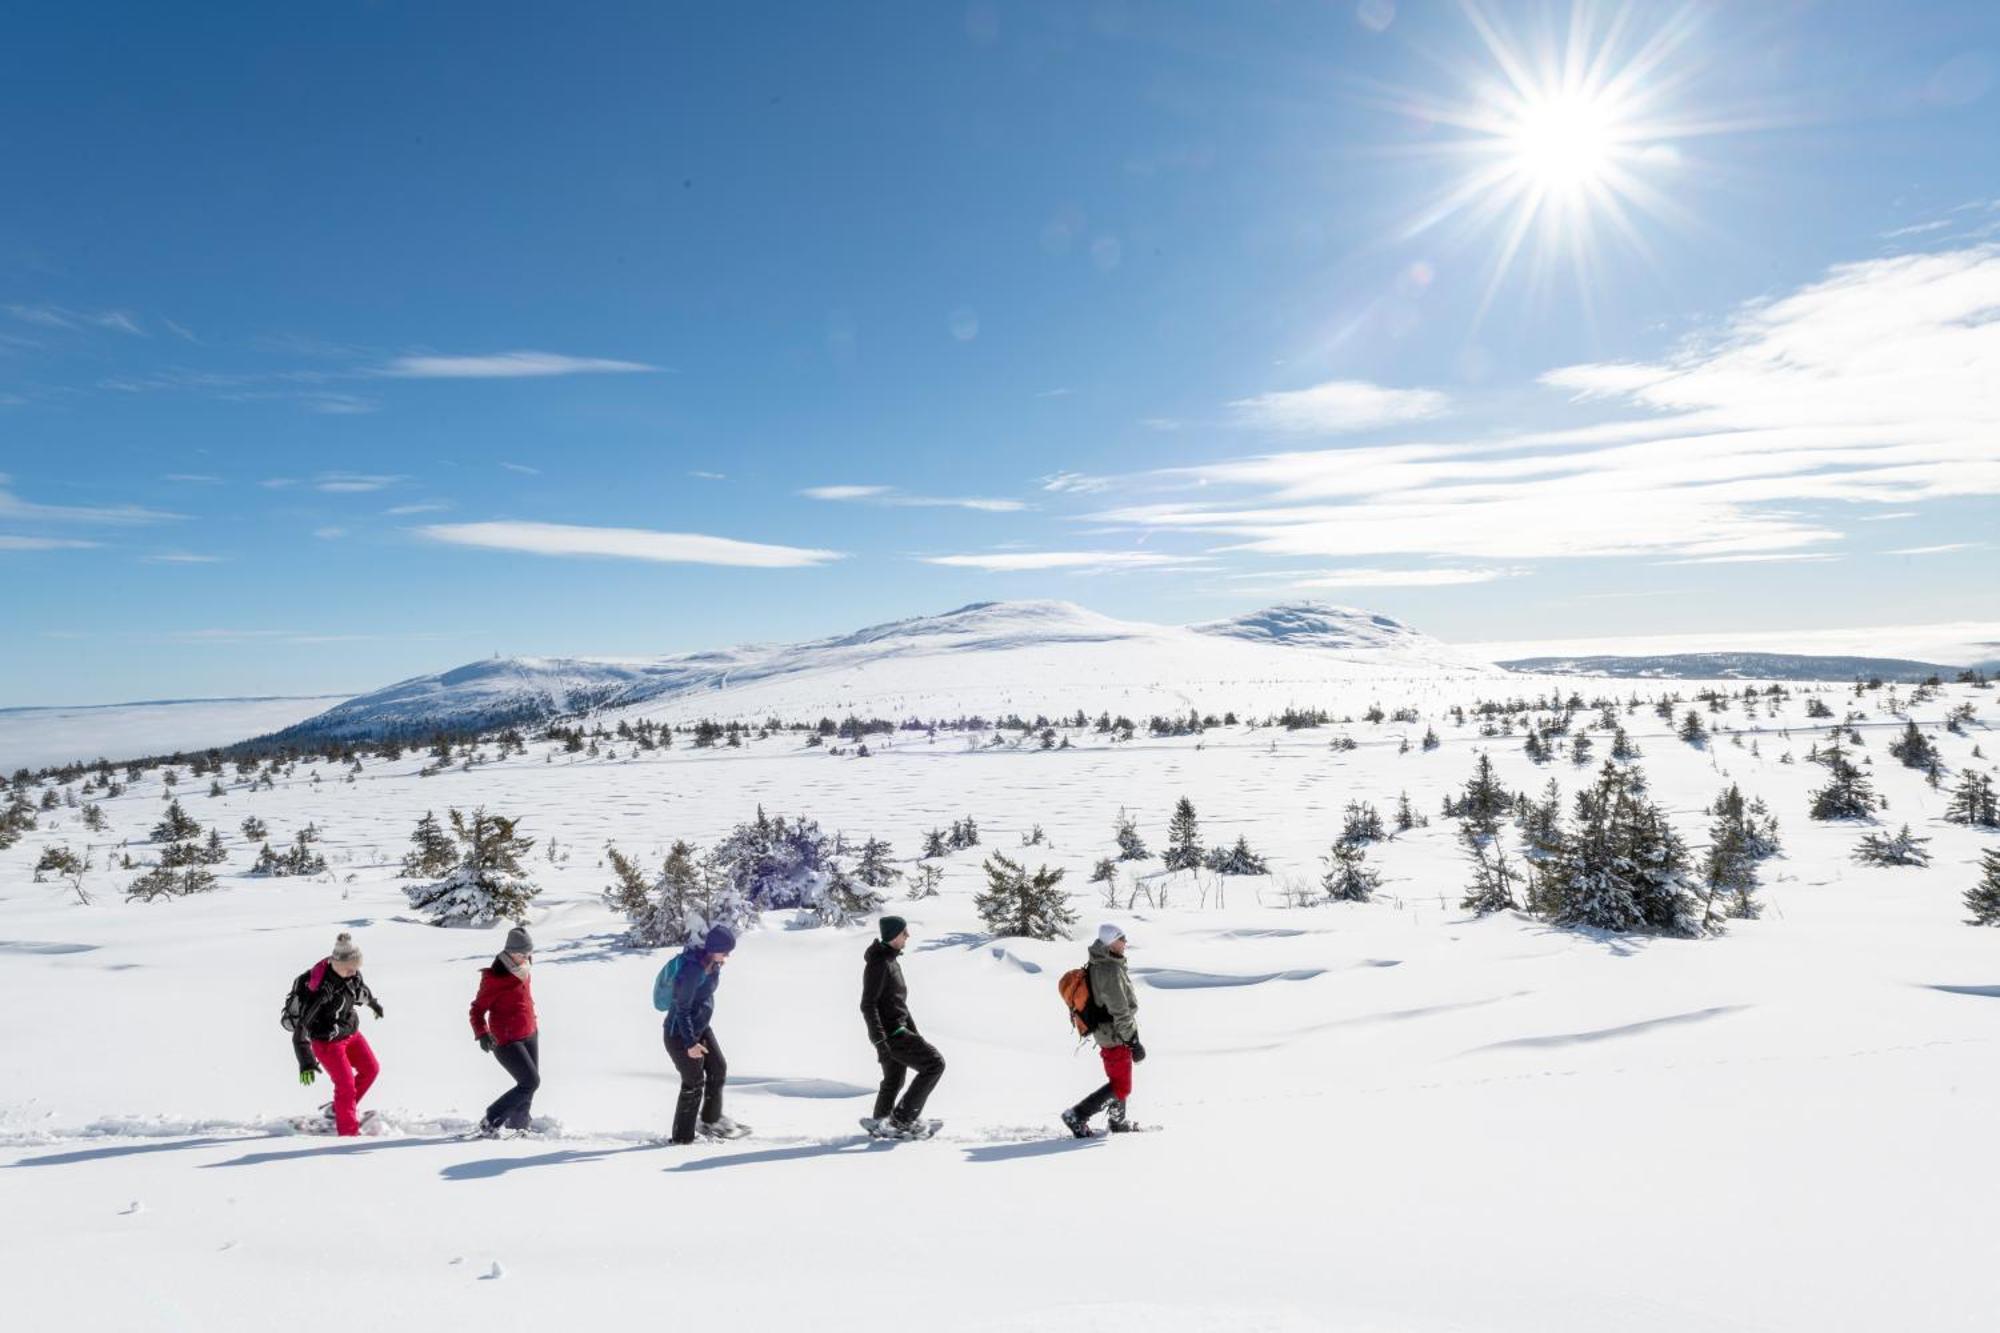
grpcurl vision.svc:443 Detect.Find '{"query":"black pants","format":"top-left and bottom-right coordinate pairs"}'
top-left (873, 1030), bottom-right (946, 1123)
top-left (665, 1024), bottom-right (726, 1143)
top-left (484, 1033), bottom-right (541, 1130)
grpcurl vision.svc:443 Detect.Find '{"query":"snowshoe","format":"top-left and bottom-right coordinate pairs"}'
top-left (1060, 1108), bottom-right (1097, 1140)
top-left (697, 1116), bottom-right (751, 1141)
top-left (864, 1116), bottom-right (942, 1140)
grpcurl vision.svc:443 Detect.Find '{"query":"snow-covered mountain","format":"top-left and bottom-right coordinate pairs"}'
top-left (260, 600), bottom-right (1499, 745)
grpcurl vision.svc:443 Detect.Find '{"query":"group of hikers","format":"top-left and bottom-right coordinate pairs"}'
top-left (281, 916), bottom-right (1147, 1142)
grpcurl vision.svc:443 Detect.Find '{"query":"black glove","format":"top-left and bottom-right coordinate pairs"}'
top-left (478, 1034), bottom-right (495, 1053)
top-left (1129, 1037), bottom-right (1147, 1063)
top-left (369, 1001), bottom-right (385, 1020)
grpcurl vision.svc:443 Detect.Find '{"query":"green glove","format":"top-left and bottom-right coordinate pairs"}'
top-left (299, 1068), bottom-right (317, 1087)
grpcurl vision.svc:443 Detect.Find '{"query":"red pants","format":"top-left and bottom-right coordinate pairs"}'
top-left (1100, 1043), bottom-right (1134, 1101)
top-left (309, 1033), bottom-right (379, 1136)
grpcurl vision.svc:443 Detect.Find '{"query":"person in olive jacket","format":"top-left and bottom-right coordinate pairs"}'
top-left (1062, 922), bottom-right (1144, 1137)
top-left (469, 923), bottom-right (540, 1137)
top-left (860, 915), bottom-right (946, 1135)
top-left (284, 931), bottom-right (384, 1137)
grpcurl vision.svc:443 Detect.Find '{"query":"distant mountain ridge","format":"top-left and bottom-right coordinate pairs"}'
top-left (258, 600), bottom-right (1494, 745)
top-left (1497, 651), bottom-right (1966, 682)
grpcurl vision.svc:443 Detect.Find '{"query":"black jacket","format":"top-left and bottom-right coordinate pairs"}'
top-left (860, 940), bottom-right (916, 1047)
top-left (288, 960), bottom-right (379, 1073)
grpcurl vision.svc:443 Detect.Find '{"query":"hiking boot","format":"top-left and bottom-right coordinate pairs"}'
top-left (1061, 1107), bottom-right (1095, 1139)
top-left (1107, 1098), bottom-right (1133, 1133)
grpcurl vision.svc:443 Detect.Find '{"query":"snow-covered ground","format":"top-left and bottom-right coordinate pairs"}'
top-left (0, 695), bottom-right (351, 773)
top-left (2, 672), bottom-right (1996, 1331)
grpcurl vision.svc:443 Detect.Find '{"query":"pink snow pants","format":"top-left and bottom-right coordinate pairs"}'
top-left (309, 1033), bottom-right (379, 1136)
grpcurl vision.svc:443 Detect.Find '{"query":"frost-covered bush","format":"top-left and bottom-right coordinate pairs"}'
top-left (616, 840), bottom-right (752, 948)
top-left (709, 807), bottom-right (884, 926)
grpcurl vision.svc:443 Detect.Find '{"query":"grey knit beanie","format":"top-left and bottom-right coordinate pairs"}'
top-left (329, 931), bottom-right (362, 965)
top-left (503, 923), bottom-right (535, 955)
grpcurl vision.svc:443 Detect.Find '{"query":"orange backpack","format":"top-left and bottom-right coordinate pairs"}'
top-left (1058, 965), bottom-right (1107, 1037)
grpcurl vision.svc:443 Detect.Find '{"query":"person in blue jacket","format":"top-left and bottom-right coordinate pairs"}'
top-left (659, 925), bottom-right (744, 1144)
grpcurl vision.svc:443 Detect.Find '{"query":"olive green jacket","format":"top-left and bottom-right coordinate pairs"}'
top-left (1086, 938), bottom-right (1140, 1047)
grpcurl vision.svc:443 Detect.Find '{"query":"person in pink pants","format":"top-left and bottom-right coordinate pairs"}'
top-left (283, 932), bottom-right (385, 1136)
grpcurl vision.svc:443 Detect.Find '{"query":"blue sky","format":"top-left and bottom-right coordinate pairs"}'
top-left (3, 1), bottom-right (1997, 705)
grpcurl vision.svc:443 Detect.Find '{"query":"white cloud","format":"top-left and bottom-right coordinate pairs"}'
top-left (1656, 552), bottom-right (1842, 565)
top-left (6, 304), bottom-right (145, 335)
top-left (1286, 566), bottom-right (1523, 588)
top-left (1228, 379), bottom-right (1450, 434)
top-left (303, 392), bottom-right (379, 415)
top-left (1040, 471), bottom-right (1112, 494)
top-left (689, 470), bottom-right (727, 481)
top-left (142, 551), bottom-right (225, 564)
top-left (0, 480), bottom-right (179, 525)
top-left (0, 535), bottom-right (99, 551)
top-left (162, 473), bottom-right (223, 484)
top-left (802, 485), bottom-right (1027, 512)
top-left (417, 520), bottom-right (843, 568)
top-left (314, 472), bottom-right (404, 493)
top-left (314, 526), bottom-right (348, 540)
top-left (384, 502), bottom-right (452, 516)
top-left (1090, 246), bottom-right (2000, 564)
top-left (1885, 542), bottom-right (1983, 556)
top-left (379, 351), bottom-right (657, 379)
top-left (500, 462), bottom-right (542, 476)
top-left (921, 550), bottom-right (1202, 572)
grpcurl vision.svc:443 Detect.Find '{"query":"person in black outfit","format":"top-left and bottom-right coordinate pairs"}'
top-left (861, 915), bottom-right (946, 1135)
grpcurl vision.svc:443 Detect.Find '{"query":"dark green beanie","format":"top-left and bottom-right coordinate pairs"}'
top-left (878, 915), bottom-right (908, 943)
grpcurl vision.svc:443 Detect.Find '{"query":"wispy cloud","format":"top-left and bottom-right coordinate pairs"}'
top-left (313, 527), bottom-right (348, 540)
top-left (417, 520), bottom-right (843, 568)
top-left (500, 462), bottom-right (542, 476)
top-left (378, 351), bottom-right (657, 379)
top-left (802, 485), bottom-right (1027, 513)
top-left (689, 470), bottom-right (727, 481)
top-left (1282, 566), bottom-right (1523, 588)
top-left (384, 502), bottom-right (452, 516)
top-left (313, 472), bottom-right (404, 494)
top-left (1228, 379), bottom-right (1449, 434)
top-left (0, 477), bottom-right (180, 525)
top-left (1656, 552), bottom-right (1842, 566)
top-left (141, 551), bottom-right (225, 564)
top-left (303, 392), bottom-right (379, 415)
top-left (1040, 471), bottom-right (1112, 495)
top-left (1087, 246), bottom-right (2000, 565)
top-left (7, 304), bottom-right (146, 336)
top-left (162, 473), bottom-right (223, 485)
top-left (920, 550), bottom-right (1203, 573)
top-left (0, 535), bottom-right (100, 551)
top-left (1885, 542), bottom-right (1984, 556)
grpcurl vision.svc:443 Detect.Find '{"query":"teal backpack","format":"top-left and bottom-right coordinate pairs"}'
top-left (651, 953), bottom-right (685, 1012)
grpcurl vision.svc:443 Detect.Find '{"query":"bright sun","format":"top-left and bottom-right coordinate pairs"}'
top-left (1506, 92), bottom-right (1619, 192)
top-left (1378, 2), bottom-right (1732, 314)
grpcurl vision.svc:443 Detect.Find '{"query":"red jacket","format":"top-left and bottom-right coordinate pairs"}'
top-left (469, 961), bottom-right (537, 1045)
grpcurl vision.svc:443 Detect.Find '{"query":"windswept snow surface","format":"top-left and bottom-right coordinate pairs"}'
top-left (263, 600), bottom-right (1499, 743)
top-left (0, 695), bottom-right (350, 772)
top-left (3, 672), bottom-right (1997, 1330)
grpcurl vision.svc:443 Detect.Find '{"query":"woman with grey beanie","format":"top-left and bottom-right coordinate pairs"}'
top-left (468, 923), bottom-right (540, 1137)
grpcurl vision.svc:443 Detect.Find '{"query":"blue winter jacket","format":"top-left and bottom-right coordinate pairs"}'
top-left (664, 946), bottom-right (722, 1047)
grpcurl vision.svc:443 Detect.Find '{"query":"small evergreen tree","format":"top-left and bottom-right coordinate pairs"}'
top-left (241, 815), bottom-right (268, 842)
top-left (1887, 721), bottom-right (1940, 771)
top-left (1205, 835), bottom-right (1269, 876)
top-left (1322, 841), bottom-right (1379, 903)
top-left (853, 837), bottom-right (899, 889)
top-left (1966, 848), bottom-right (2000, 927)
top-left (1113, 808), bottom-right (1150, 861)
top-left (905, 863), bottom-right (943, 900)
top-left (1090, 856), bottom-right (1118, 884)
top-left (1530, 762), bottom-right (1703, 936)
top-left (1461, 838), bottom-right (1518, 915)
top-left (404, 807), bottom-right (540, 927)
top-left (1678, 710), bottom-right (1707, 746)
top-left (974, 852), bottom-right (1076, 940)
top-left (921, 828), bottom-right (949, 859)
top-left (947, 816), bottom-right (981, 850)
top-left (1808, 739), bottom-right (1880, 821)
top-left (1339, 800), bottom-right (1385, 846)
top-left (150, 799), bottom-right (200, 843)
top-left (1455, 754), bottom-right (1511, 841)
top-left (400, 810), bottom-right (458, 878)
top-left (602, 844), bottom-right (652, 916)
top-left (1852, 824), bottom-right (1932, 867)
top-left (1944, 770), bottom-right (1999, 828)
top-left (1163, 796), bottom-right (1203, 871)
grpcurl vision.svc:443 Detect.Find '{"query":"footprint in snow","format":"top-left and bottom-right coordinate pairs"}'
top-left (481, 1262), bottom-right (506, 1281)
top-left (120, 1201), bottom-right (143, 1216)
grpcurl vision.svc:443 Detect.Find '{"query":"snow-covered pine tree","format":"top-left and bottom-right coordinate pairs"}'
top-left (199, 827), bottom-right (229, 865)
top-left (1090, 856), bottom-right (1118, 884)
top-left (400, 810), bottom-right (458, 878)
top-left (922, 827), bottom-right (949, 859)
top-left (905, 863), bottom-right (943, 900)
top-left (404, 807), bottom-right (540, 927)
top-left (602, 844), bottom-right (651, 917)
top-left (33, 844), bottom-right (83, 882)
top-left (1461, 837), bottom-right (1517, 915)
top-left (1943, 770), bottom-right (1999, 827)
top-left (1678, 710), bottom-right (1707, 746)
top-left (1887, 721), bottom-right (1941, 771)
top-left (1163, 796), bottom-right (1203, 871)
top-left (948, 816), bottom-right (981, 850)
top-left (150, 799), bottom-right (200, 843)
top-left (1339, 800), bottom-right (1385, 845)
top-left (1322, 840), bottom-right (1379, 903)
top-left (1851, 824), bottom-right (1932, 867)
top-left (1456, 753), bottom-right (1511, 842)
top-left (853, 837), bottom-right (899, 889)
top-left (973, 852), bottom-right (1076, 940)
top-left (1533, 761), bottom-right (1703, 936)
top-left (241, 815), bottom-right (268, 842)
top-left (812, 860), bottom-right (885, 927)
top-left (1113, 808), bottom-right (1150, 861)
top-left (1808, 739), bottom-right (1880, 821)
top-left (1205, 834), bottom-right (1269, 876)
top-left (1966, 848), bottom-right (2000, 927)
